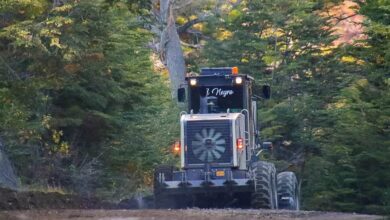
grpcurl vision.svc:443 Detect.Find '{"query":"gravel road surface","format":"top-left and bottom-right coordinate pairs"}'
top-left (0, 209), bottom-right (382, 220)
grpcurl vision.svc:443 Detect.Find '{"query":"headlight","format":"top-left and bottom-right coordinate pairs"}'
top-left (235, 76), bottom-right (243, 85)
top-left (190, 78), bottom-right (197, 86)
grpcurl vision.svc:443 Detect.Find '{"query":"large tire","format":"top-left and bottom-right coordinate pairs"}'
top-left (154, 165), bottom-right (175, 186)
top-left (251, 161), bottom-right (278, 209)
top-left (153, 165), bottom-right (177, 209)
top-left (277, 171), bottom-right (300, 210)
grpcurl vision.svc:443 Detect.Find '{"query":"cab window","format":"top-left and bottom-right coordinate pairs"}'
top-left (190, 86), bottom-right (243, 113)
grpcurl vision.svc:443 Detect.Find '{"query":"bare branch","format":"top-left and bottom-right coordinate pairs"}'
top-left (177, 17), bottom-right (206, 33)
top-left (180, 41), bottom-right (202, 49)
top-left (331, 13), bottom-right (359, 25)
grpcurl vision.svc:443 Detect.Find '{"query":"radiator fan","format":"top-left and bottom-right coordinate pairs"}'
top-left (191, 128), bottom-right (226, 162)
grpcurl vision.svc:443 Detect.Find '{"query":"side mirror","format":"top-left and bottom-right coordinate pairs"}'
top-left (177, 88), bottom-right (186, 102)
top-left (262, 85), bottom-right (271, 99)
top-left (261, 142), bottom-right (273, 150)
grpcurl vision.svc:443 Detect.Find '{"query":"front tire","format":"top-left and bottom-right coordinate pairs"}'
top-left (277, 171), bottom-right (300, 210)
top-left (153, 165), bottom-right (177, 209)
top-left (251, 161), bottom-right (278, 209)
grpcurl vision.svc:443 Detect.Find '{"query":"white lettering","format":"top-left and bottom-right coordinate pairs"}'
top-left (206, 88), bottom-right (234, 97)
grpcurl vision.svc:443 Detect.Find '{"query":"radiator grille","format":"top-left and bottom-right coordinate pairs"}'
top-left (185, 120), bottom-right (232, 165)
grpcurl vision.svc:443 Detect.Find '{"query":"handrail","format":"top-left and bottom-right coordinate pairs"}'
top-left (180, 111), bottom-right (187, 117)
top-left (240, 109), bottom-right (250, 146)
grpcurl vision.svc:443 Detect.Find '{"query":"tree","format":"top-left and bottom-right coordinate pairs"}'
top-left (301, 0), bottom-right (390, 214)
top-left (149, 0), bottom-right (235, 99)
top-left (201, 0), bottom-right (340, 169)
top-left (147, 0), bottom-right (187, 100)
top-left (0, 0), bottom-right (179, 198)
top-left (198, 0), bottom-right (390, 212)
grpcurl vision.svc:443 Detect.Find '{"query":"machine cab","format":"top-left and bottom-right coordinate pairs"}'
top-left (181, 67), bottom-right (254, 114)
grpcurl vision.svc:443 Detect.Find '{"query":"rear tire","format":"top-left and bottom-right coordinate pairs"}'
top-left (251, 161), bottom-right (278, 209)
top-left (277, 171), bottom-right (300, 210)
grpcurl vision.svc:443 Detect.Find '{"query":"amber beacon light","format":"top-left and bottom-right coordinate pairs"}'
top-left (232, 66), bottom-right (239, 75)
top-left (173, 141), bottom-right (181, 153)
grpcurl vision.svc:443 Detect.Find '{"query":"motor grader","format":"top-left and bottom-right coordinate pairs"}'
top-left (154, 67), bottom-right (299, 209)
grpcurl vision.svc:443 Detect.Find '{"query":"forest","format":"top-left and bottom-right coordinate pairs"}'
top-left (0, 0), bottom-right (389, 215)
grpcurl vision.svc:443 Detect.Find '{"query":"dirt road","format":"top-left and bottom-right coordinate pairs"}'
top-left (0, 209), bottom-right (382, 220)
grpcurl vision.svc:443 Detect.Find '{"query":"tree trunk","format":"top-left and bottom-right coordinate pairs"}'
top-left (159, 0), bottom-right (186, 100)
top-left (0, 138), bottom-right (20, 190)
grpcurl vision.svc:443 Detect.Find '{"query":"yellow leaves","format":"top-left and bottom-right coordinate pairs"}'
top-left (19, 129), bottom-right (39, 143)
top-left (327, 99), bottom-right (348, 109)
top-left (375, 54), bottom-right (386, 65)
top-left (42, 115), bottom-right (52, 129)
top-left (39, 28), bottom-right (59, 38)
top-left (334, 100), bottom-right (348, 109)
top-left (20, 30), bottom-right (33, 40)
top-left (304, 69), bottom-right (313, 78)
top-left (150, 53), bottom-right (169, 79)
top-left (2, 0), bottom-right (49, 19)
top-left (176, 16), bottom-right (187, 25)
top-left (43, 16), bottom-right (73, 49)
top-left (51, 4), bottom-right (73, 13)
top-left (51, 130), bottom-right (70, 156)
top-left (229, 0), bottom-right (240, 4)
top-left (340, 55), bottom-right (365, 65)
top-left (177, 16), bottom-right (204, 31)
top-left (161, 68), bottom-right (170, 78)
top-left (262, 55), bottom-right (275, 65)
top-left (142, 171), bottom-right (153, 186)
top-left (356, 79), bottom-right (368, 88)
top-left (59, 142), bottom-right (70, 155)
top-left (261, 28), bottom-right (284, 38)
top-left (313, 128), bottom-right (325, 137)
top-left (228, 9), bottom-right (241, 21)
top-left (241, 58), bottom-right (249, 63)
top-left (220, 3), bottom-right (233, 13)
top-left (46, 17), bottom-right (74, 27)
top-left (341, 55), bottom-right (355, 63)
top-left (193, 23), bottom-right (204, 32)
top-left (40, 115), bottom-right (69, 156)
top-left (52, 130), bottom-right (63, 144)
top-left (50, 37), bottom-right (62, 48)
top-left (189, 15), bottom-right (197, 21)
top-left (4, 28), bottom-right (34, 45)
top-left (215, 28), bottom-right (233, 40)
top-left (318, 46), bottom-right (335, 56)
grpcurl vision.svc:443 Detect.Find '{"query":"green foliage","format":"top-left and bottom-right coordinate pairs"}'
top-left (302, 0), bottom-right (390, 214)
top-left (201, 0), bottom-right (340, 171)
top-left (200, 0), bottom-right (389, 215)
top-left (0, 0), bottom-right (178, 199)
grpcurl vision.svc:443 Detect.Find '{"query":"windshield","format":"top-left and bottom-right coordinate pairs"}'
top-left (190, 86), bottom-right (243, 114)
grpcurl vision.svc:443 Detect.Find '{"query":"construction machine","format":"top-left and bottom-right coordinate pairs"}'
top-left (154, 67), bottom-right (299, 209)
